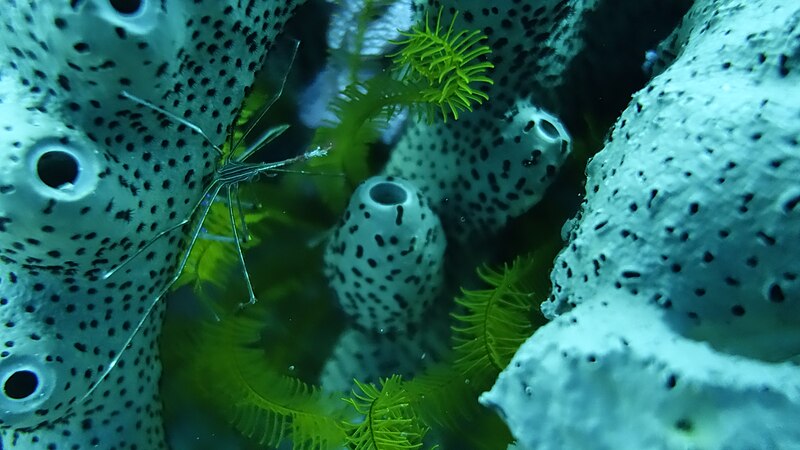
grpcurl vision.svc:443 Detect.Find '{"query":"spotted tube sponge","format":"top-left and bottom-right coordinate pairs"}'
top-left (381, 0), bottom-right (587, 244)
top-left (322, 176), bottom-right (449, 391)
top-left (384, 98), bottom-right (571, 242)
top-left (0, 0), bottom-right (302, 448)
top-left (0, 74), bottom-right (172, 443)
top-left (324, 176), bottom-right (447, 333)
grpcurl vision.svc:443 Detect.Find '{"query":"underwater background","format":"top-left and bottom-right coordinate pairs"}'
top-left (1, 0), bottom-right (799, 449)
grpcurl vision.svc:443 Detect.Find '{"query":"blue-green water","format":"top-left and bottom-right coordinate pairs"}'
top-left (2, 1), bottom-right (799, 449)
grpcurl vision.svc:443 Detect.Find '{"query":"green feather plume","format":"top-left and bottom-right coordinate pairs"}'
top-left (309, 76), bottom-right (403, 210)
top-left (393, 257), bottom-right (541, 448)
top-left (404, 364), bottom-right (479, 430)
top-left (343, 375), bottom-right (429, 450)
top-left (173, 200), bottom-right (270, 297)
top-left (193, 312), bottom-right (352, 450)
top-left (451, 256), bottom-right (538, 384)
top-left (389, 8), bottom-right (494, 122)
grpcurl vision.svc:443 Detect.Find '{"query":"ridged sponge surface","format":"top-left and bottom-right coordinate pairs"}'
top-left (485, 0), bottom-right (800, 448)
top-left (544, 0), bottom-right (800, 362)
top-left (482, 300), bottom-right (800, 450)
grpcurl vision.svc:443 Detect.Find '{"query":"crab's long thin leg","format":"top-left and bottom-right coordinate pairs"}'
top-left (235, 124), bottom-right (290, 163)
top-left (85, 180), bottom-right (224, 403)
top-left (197, 232), bottom-right (238, 243)
top-left (103, 178), bottom-right (220, 280)
top-left (161, 182), bottom-right (224, 296)
top-left (265, 167), bottom-right (345, 176)
top-left (205, 191), bottom-right (258, 209)
top-left (228, 183), bottom-right (257, 307)
top-left (223, 114), bottom-right (236, 164)
top-left (233, 182), bottom-right (251, 243)
top-left (232, 39), bottom-right (300, 152)
top-left (121, 91), bottom-right (224, 157)
top-left (246, 146), bottom-right (330, 178)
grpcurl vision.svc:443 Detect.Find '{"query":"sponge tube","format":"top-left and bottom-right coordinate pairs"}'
top-left (324, 176), bottom-right (447, 334)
